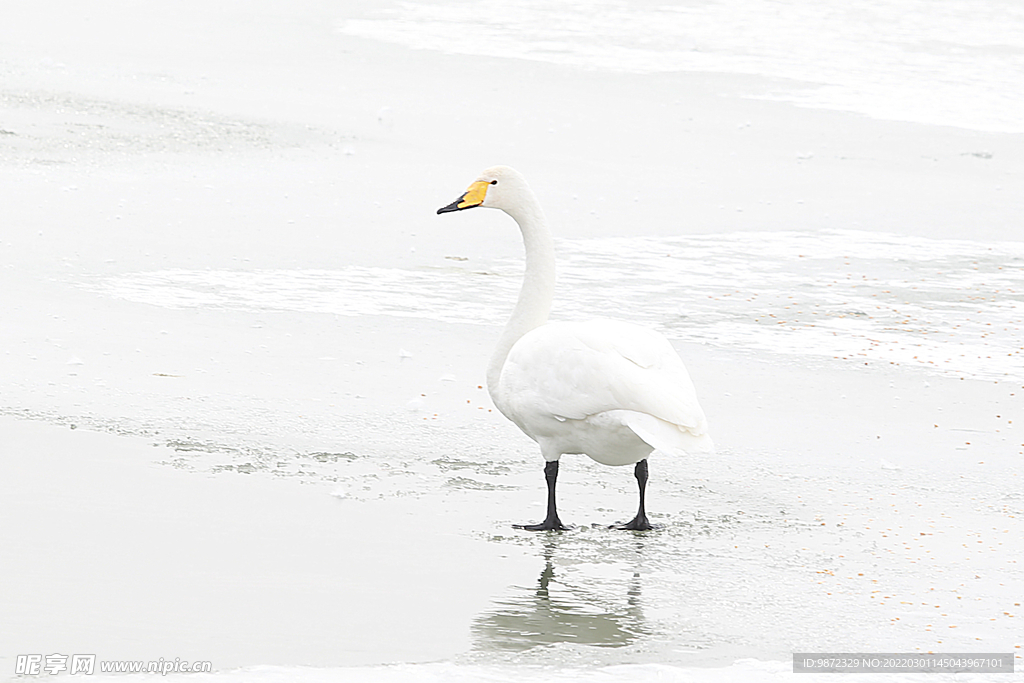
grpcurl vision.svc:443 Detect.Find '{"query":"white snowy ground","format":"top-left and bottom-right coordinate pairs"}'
top-left (1, 1), bottom-right (1022, 681)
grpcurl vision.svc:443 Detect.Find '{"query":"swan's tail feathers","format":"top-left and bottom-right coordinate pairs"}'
top-left (623, 412), bottom-right (715, 457)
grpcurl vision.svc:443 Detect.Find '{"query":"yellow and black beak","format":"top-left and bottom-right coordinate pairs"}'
top-left (437, 180), bottom-right (490, 214)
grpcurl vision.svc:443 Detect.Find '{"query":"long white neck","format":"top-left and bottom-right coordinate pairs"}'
top-left (486, 189), bottom-right (556, 408)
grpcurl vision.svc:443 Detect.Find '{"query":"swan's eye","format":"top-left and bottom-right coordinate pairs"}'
top-left (490, 180), bottom-right (498, 185)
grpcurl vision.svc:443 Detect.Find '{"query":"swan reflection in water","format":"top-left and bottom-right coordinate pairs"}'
top-left (472, 538), bottom-right (650, 651)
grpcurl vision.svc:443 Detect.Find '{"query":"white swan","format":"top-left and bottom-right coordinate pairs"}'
top-left (437, 166), bottom-right (713, 531)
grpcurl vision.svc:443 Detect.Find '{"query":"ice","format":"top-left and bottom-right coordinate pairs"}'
top-left (1, 0), bottom-right (1021, 678)
top-left (340, 0), bottom-right (1024, 133)
top-left (87, 230), bottom-right (1024, 382)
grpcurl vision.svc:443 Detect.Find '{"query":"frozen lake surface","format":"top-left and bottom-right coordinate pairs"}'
top-left (93, 229), bottom-right (1024, 382)
top-left (1, 0), bottom-right (1022, 681)
top-left (341, 0), bottom-right (1024, 133)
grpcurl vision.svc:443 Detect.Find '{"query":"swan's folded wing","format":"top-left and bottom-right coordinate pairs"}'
top-left (501, 319), bottom-right (710, 437)
top-left (619, 411), bottom-right (715, 456)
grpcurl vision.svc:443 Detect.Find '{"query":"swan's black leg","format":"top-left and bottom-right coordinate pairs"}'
top-left (514, 460), bottom-right (570, 531)
top-left (612, 458), bottom-right (654, 531)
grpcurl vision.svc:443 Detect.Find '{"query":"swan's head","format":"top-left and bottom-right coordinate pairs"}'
top-left (437, 165), bottom-right (530, 216)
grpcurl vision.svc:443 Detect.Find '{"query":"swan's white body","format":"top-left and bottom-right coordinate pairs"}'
top-left (438, 165), bottom-right (712, 528)
top-left (498, 317), bottom-right (712, 465)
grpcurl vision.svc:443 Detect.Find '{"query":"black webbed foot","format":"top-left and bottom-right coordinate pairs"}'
top-left (610, 514), bottom-right (657, 531)
top-left (513, 518), bottom-right (572, 532)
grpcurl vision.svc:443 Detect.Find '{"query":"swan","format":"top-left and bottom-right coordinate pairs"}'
top-left (437, 166), bottom-right (713, 531)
